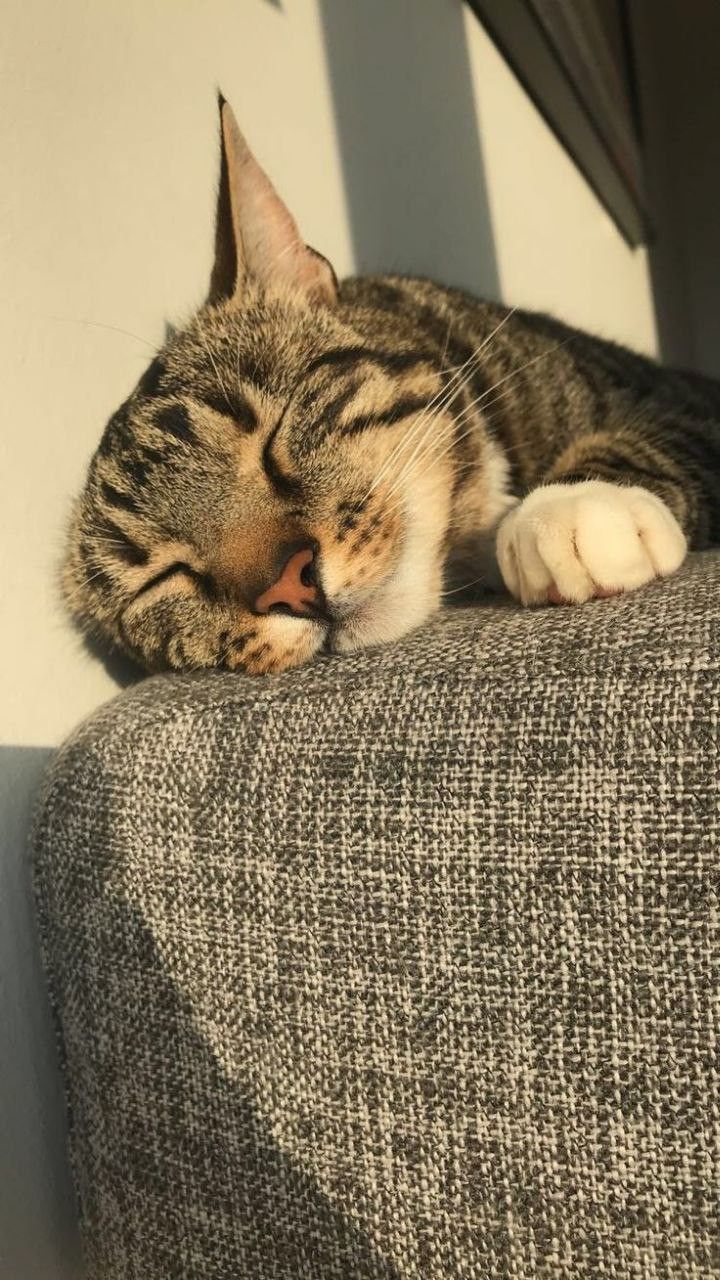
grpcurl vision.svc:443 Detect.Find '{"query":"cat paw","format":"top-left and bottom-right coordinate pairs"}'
top-left (496, 480), bottom-right (687, 605)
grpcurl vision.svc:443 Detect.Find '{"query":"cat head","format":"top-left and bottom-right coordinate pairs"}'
top-left (63, 99), bottom-right (455, 675)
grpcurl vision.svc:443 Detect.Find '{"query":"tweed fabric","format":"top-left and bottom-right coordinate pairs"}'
top-left (34, 553), bottom-right (720, 1280)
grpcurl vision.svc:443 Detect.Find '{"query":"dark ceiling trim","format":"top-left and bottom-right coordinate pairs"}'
top-left (466, 0), bottom-right (651, 247)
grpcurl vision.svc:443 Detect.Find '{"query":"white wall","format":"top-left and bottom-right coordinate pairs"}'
top-left (1, 2), bottom-right (658, 1275)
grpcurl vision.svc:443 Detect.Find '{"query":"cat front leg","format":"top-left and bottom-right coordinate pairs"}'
top-left (496, 480), bottom-right (687, 605)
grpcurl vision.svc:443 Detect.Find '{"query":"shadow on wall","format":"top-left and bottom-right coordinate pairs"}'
top-left (318, 0), bottom-right (499, 299)
top-left (31, 891), bottom-right (403, 1277)
top-left (0, 746), bottom-right (81, 1280)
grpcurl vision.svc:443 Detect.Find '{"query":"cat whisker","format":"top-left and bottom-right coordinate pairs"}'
top-left (383, 339), bottom-right (572, 504)
top-left (364, 307), bottom-right (518, 500)
top-left (452, 342), bottom-right (571, 430)
top-left (363, 360), bottom-right (476, 499)
top-left (377, 417), bottom-right (501, 524)
top-left (50, 315), bottom-right (158, 351)
top-left (370, 308), bottom-right (520, 501)
top-left (89, 535), bottom-right (143, 550)
top-left (63, 567), bottom-right (119, 609)
top-left (362, 381), bottom-right (452, 502)
top-left (266, 241), bottom-right (298, 272)
top-left (364, 380), bottom-right (460, 499)
top-left (440, 317), bottom-right (453, 367)
top-left (375, 424), bottom-right (477, 529)
top-left (363, 378), bottom-right (468, 509)
top-left (199, 330), bottom-right (235, 415)
top-left (442, 573), bottom-right (491, 597)
top-left (381, 402), bottom-right (474, 507)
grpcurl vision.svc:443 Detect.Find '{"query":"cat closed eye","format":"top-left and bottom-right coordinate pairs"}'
top-left (134, 562), bottom-right (215, 601)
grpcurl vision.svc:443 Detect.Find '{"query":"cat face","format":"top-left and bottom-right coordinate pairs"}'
top-left (63, 102), bottom-right (453, 674)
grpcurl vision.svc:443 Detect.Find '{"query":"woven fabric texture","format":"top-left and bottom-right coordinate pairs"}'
top-left (34, 553), bottom-right (720, 1279)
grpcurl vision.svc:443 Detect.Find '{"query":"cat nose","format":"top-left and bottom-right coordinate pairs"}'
top-left (254, 544), bottom-right (321, 617)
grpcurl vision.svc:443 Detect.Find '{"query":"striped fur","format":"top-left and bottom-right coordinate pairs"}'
top-left (63, 106), bottom-right (720, 676)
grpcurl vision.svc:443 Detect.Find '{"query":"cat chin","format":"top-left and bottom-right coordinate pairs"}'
top-left (328, 521), bottom-right (445, 656)
top-left (327, 582), bottom-right (439, 656)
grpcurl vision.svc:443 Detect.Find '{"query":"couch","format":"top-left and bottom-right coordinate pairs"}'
top-left (33, 552), bottom-right (720, 1278)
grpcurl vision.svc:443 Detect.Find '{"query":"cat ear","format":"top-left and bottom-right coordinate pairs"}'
top-left (208, 96), bottom-right (337, 307)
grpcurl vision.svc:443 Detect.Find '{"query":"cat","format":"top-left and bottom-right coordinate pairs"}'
top-left (63, 96), bottom-right (720, 676)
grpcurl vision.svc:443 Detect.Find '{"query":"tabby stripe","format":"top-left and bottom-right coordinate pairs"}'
top-left (339, 394), bottom-right (431, 437)
top-left (644, 430), bottom-right (720, 495)
top-left (478, 387), bottom-right (528, 491)
top-left (136, 357), bottom-right (166, 399)
top-left (120, 456), bottom-right (150, 487)
top-left (555, 441), bottom-right (681, 490)
top-left (152, 622), bottom-right (175, 671)
top-left (140, 445), bottom-right (167, 465)
top-left (305, 347), bottom-right (430, 378)
top-left (230, 631), bottom-right (256, 656)
top-left (577, 360), bottom-right (610, 427)
top-left (200, 390), bottom-right (258, 432)
top-left (521, 311), bottom-right (652, 398)
top-left (231, 392), bottom-right (258, 433)
top-left (401, 299), bottom-right (466, 358)
top-left (262, 431), bottom-right (304, 499)
top-left (358, 281), bottom-right (405, 311)
top-left (465, 360), bottom-right (536, 488)
top-left (312, 380), bottom-right (364, 439)
top-left (655, 438), bottom-right (720, 532)
top-left (198, 390), bottom-right (232, 419)
top-left (581, 344), bottom-right (655, 398)
top-left (97, 518), bottom-right (148, 567)
top-left (215, 630), bottom-right (231, 665)
top-left (83, 565), bottom-right (115, 596)
top-left (664, 417), bottom-right (720, 471)
top-left (97, 403), bottom-right (133, 457)
top-left (558, 460), bottom-right (674, 489)
top-left (101, 481), bottom-right (139, 513)
top-left (539, 350), bottom-right (572, 434)
top-left (156, 403), bottom-right (196, 443)
top-left (133, 563), bottom-right (209, 601)
top-left (447, 396), bottom-right (484, 499)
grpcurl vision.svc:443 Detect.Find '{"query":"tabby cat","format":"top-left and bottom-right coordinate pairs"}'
top-left (64, 98), bottom-right (720, 676)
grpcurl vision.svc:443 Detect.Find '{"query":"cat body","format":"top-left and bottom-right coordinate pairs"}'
top-left (63, 101), bottom-right (720, 675)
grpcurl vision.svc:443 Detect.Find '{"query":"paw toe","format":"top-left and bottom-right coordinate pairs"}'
top-left (534, 521), bottom-right (595, 603)
top-left (627, 490), bottom-right (687, 576)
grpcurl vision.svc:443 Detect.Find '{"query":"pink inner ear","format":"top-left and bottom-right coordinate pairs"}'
top-left (221, 102), bottom-right (337, 306)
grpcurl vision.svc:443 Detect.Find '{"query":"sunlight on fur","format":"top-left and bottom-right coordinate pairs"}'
top-left (63, 98), bottom-right (718, 675)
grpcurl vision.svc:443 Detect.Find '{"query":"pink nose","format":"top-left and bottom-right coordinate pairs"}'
top-left (254, 546), bottom-right (319, 617)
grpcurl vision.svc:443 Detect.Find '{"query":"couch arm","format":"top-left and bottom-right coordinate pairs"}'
top-left (34, 553), bottom-right (720, 1279)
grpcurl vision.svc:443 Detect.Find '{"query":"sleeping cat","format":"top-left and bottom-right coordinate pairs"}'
top-left (63, 97), bottom-right (720, 676)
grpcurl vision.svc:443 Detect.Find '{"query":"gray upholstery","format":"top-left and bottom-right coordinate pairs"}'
top-left (34, 553), bottom-right (720, 1279)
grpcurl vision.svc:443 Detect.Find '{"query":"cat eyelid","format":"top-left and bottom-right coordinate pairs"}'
top-left (131, 561), bottom-right (215, 603)
top-left (199, 389), bottom-right (259, 434)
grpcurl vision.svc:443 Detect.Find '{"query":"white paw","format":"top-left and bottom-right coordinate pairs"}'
top-left (496, 480), bottom-right (687, 606)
